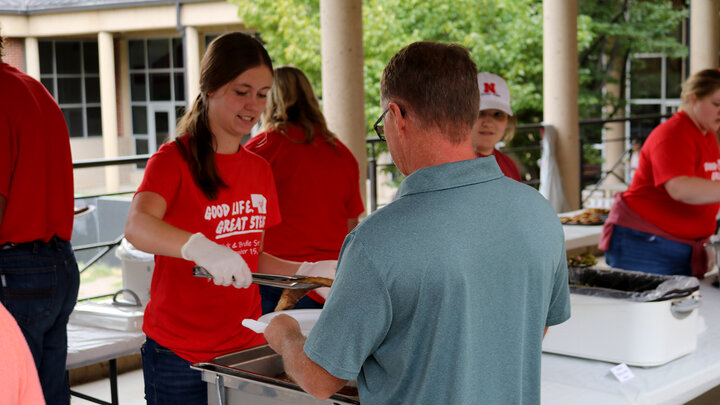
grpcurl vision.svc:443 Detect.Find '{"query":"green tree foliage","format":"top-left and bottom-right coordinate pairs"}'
top-left (235, 0), bottom-right (685, 125)
top-left (576, 1), bottom-right (686, 184)
top-left (578, 0), bottom-right (687, 119)
top-left (235, 0), bottom-right (544, 128)
top-left (234, 0), bottom-right (686, 184)
top-left (235, 0), bottom-right (322, 86)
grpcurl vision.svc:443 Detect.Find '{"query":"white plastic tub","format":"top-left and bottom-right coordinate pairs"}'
top-left (542, 267), bottom-right (702, 367)
top-left (115, 238), bottom-right (154, 308)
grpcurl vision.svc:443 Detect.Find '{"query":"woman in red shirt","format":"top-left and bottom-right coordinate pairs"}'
top-left (472, 72), bottom-right (522, 182)
top-left (124, 34), bottom-right (335, 405)
top-left (600, 69), bottom-right (720, 277)
top-left (245, 66), bottom-right (365, 313)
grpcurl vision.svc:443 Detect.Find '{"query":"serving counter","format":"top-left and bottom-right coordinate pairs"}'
top-left (563, 223), bottom-right (603, 251)
top-left (561, 210), bottom-right (604, 251)
top-left (541, 280), bottom-right (720, 404)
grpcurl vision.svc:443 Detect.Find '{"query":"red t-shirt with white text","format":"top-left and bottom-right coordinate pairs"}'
top-left (624, 111), bottom-right (720, 240)
top-left (138, 136), bottom-right (280, 362)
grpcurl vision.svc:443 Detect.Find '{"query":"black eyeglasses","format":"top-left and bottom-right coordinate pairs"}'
top-left (373, 107), bottom-right (405, 142)
top-left (373, 108), bottom-right (390, 141)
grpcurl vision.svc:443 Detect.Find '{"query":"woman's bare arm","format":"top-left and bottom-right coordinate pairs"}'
top-left (664, 176), bottom-right (720, 205)
top-left (124, 191), bottom-right (192, 258)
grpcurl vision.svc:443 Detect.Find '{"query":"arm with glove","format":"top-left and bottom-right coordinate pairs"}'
top-left (125, 191), bottom-right (252, 289)
top-left (181, 232), bottom-right (252, 289)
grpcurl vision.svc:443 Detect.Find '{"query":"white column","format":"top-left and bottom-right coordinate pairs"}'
top-left (98, 31), bottom-right (119, 192)
top-left (184, 26), bottom-right (201, 103)
top-left (690, 0), bottom-right (720, 74)
top-left (24, 37), bottom-right (40, 80)
top-left (603, 53), bottom-right (625, 186)
top-left (320, 0), bottom-right (367, 211)
top-left (544, 0), bottom-right (580, 210)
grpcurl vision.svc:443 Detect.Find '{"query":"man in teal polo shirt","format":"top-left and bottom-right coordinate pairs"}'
top-left (265, 41), bottom-right (571, 405)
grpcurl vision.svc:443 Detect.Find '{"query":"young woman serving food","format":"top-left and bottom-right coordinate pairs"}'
top-left (124, 32), bottom-right (334, 404)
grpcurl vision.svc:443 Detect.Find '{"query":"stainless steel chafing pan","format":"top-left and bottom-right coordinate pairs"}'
top-left (192, 344), bottom-right (359, 405)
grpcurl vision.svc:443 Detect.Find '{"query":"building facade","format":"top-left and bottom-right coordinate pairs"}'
top-left (1, 0), bottom-right (248, 193)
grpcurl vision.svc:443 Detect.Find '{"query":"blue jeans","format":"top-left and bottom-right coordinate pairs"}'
top-left (605, 225), bottom-right (693, 276)
top-left (142, 337), bottom-right (208, 404)
top-left (260, 284), bottom-right (323, 314)
top-left (0, 237), bottom-right (79, 405)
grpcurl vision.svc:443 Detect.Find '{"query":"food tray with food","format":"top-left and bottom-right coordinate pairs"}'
top-left (559, 208), bottom-right (609, 225)
top-left (566, 251), bottom-right (597, 268)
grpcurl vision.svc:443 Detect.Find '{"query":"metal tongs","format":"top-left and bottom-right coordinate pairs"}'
top-left (192, 266), bottom-right (323, 289)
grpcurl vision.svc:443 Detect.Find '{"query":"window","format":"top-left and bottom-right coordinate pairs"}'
top-left (128, 38), bottom-right (186, 163)
top-left (39, 40), bottom-right (101, 138)
top-left (627, 54), bottom-right (683, 142)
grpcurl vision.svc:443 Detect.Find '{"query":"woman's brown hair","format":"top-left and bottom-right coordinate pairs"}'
top-left (175, 32), bottom-right (273, 200)
top-left (260, 65), bottom-right (336, 145)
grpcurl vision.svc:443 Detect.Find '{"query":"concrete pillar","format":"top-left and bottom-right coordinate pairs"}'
top-left (690, 0), bottom-right (720, 74)
top-left (23, 37), bottom-right (40, 80)
top-left (98, 31), bottom-right (119, 192)
top-left (544, 0), bottom-right (580, 209)
top-left (185, 26), bottom-right (201, 103)
top-left (116, 38), bottom-right (131, 140)
top-left (320, 0), bottom-right (367, 211)
top-left (603, 51), bottom-right (626, 186)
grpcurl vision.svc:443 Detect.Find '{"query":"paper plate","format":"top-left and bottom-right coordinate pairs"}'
top-left (258, 309), bottom-right (322, 336)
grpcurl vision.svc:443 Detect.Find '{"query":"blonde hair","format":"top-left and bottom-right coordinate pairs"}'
top-left (680, 69), bottom-right (720, 111)
top-left (503, 115), bottom-right (517, 144)
top-left (260, 65), bottom-right (336, 145)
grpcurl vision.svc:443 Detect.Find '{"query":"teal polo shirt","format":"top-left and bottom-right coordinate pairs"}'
top-left (305, 156), bottom-right (570, 405)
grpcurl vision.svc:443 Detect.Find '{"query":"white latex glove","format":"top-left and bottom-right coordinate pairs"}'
top-left (296, 260), bottom-right (337, 299)
top-left (181, 233), bottom-right (252, 289)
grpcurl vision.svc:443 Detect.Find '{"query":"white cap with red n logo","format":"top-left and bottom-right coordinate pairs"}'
top-left (477, 72), bottom-right (513, 116)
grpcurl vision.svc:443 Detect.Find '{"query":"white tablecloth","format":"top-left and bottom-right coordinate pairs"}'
top-left (66, 321), bottom-right (145, 369)
top-left (560, 210), bottom-right (604, 251)
top-left (541, 281), bottom-right (720, 404)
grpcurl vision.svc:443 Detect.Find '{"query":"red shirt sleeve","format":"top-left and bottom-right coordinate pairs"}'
top-left (136, 142), bottom-right (182, 205)
top-left (646, 115), bottom-right (702, 187)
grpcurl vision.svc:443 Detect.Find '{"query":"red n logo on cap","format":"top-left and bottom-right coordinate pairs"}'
top-left (483, 83), bottom-right (496, 94)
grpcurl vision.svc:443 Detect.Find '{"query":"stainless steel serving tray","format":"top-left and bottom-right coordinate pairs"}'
top-left (192, 344), bottom-right (359, 405)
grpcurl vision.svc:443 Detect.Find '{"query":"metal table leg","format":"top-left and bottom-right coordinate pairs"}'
top-left (68, 358), bottom-right (120, 405)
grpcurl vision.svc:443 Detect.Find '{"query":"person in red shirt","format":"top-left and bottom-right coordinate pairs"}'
top-left (600, 69), bottom-right (720, 277)
top-left (472, 72), bottom-right (523, 182)
top-left (245, 66), bottom-right (365, 313)
top-left (0, 31), bottom-right (79, 405)
top-left (124, 33), bottom-right (335, 405)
